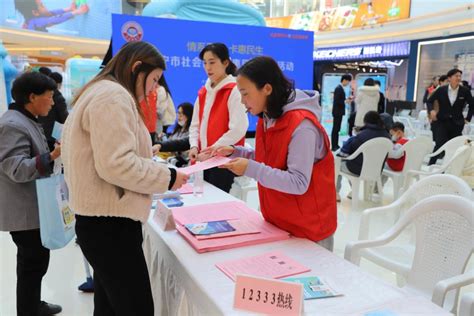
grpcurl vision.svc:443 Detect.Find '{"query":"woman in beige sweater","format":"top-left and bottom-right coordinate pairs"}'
top-left (62, 41), bottom-right (187, 315)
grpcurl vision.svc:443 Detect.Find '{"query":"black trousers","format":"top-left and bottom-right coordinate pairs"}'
top-left (75, 215), bottom-right (154, 316)
top-left (10, 229), bottom-right (50, 316)
top-left (331, 115), bottom-right (343, 150)
top-left (204, 167), bottom-right (236, 193)
top-left (429, 119), bottom-right (464, 164)
top-left (348, 112), bottom-right (356, 136)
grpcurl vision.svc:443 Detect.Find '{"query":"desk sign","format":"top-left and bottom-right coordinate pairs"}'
top-left (153, 200), bottom-right (176, 231)
top-left (233, 274), bottom-right (303, 315)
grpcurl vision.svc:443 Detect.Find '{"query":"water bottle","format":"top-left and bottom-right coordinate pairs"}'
top-left (193, 170), bottom-right (204, 197)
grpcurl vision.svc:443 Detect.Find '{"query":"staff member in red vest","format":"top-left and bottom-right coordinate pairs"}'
top-left (189, 43), bottom-right (248, 192)
top-left (211, 56), bottom-right (337, 250)
top-left (139, 88), bottom-right (158, 144)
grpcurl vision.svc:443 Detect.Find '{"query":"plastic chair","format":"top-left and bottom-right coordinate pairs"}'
top-left (425, 135), bottom-right (469, 166)
top-left (382, 136), bottom-right (434, 199)
top-left (357, 175), bottom-right (472, 286)
top-left (358, 174), bottom-right (472, 240)
top-left (339, 137), bottom-right (393, 210)
top-left (345, 195), bottom-right (474, 313)
top-left (405, 145), bottom-right (471, 190)
top-left (458, 292), bottom-right (474, 316)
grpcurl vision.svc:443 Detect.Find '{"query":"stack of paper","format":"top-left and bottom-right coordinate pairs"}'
top-left (171, 201), bottom-right (290, 253)
top-left (216, 251), bottom-right (310, 281)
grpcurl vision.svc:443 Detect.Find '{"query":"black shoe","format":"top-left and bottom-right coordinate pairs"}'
top-left (332, 146), bottom-right (340, 152)
top-left (39, 301), bottom-right (62, 315)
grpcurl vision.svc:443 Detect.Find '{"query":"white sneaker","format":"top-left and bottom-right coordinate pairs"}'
top-left (347, 191), bottom-right (352, 199)
top-left (336, 193), bottom-right (341, 202)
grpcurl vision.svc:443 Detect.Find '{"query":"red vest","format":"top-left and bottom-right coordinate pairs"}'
top-left (386, 138), bottom-right (409, 171)
top-left (255, 110), bottom-right (337, 242)
top-left (139, 91), bottom-right (157, 133)
top-left (198, 83), bottom-right (245, 149)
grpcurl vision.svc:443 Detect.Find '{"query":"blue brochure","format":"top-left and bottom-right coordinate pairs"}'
top-left (185, 220), bottom-right (235, 236)
top-left (160, 197), bottom-right (184, 208)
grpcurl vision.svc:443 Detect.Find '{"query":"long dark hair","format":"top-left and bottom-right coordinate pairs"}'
top-left (72, 41), bottom-right (166, 118)
top-left (237, 56), bottom-right (295, 119)
top-left (158, 74), bottom-right (172, 97)
top-left (199, 43), bottom-right (237, 76)
top-left (172, 102), bottom-right (193, 135)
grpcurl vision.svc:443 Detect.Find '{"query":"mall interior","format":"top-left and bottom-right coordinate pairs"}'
top-left (0, 0), bottom-right (473, 315)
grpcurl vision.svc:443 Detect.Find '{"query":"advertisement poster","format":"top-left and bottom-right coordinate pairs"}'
top-left (1, 0), bottom-right (122, 39)
top-left (265, 0), bottom-right (410, 33)
top-left (112, 15), bottom-right (314, 133)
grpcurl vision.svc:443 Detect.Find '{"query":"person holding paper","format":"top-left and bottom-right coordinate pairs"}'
top-left (61, 41), bottom-right (188, 315)
top-left (188, 43), bottom-right (249, 192)
top-left (208, 56), bottom-right (337, 251)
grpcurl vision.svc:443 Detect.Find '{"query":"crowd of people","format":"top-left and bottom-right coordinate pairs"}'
top-left (0, 38), bottom-right (472, 315)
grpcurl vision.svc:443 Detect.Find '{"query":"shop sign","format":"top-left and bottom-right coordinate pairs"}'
top-left (314, 41), bottom-right (410, 61)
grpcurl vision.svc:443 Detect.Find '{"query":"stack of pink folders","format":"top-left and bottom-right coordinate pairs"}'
top-left (172, 201), bottom-right (290, 253)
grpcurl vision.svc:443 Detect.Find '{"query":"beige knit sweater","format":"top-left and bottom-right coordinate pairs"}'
top-left (62, 80), bottom-right (171, 223)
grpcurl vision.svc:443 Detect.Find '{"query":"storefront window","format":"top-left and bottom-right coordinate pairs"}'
top-left (415, 36), bottom-right (474, 109)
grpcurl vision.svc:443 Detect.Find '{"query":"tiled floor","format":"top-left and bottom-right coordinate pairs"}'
top-left (0, 178), bottom-right (472, 315)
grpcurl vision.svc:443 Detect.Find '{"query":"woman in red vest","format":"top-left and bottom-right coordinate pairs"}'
top-left (139, 88), bottom-right (158, 144)
top-left (188, 43), bottom-right (248, 192)
top-left (211, 56), bottom-right (337, 250)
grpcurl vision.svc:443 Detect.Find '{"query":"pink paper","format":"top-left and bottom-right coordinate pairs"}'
top-left (195, 219), bottom-right (261, 240)
top-left (216, 251), bottom-right (310, 282)
top-left (234, 275), bottom-right (303, 315)
top-left (177, 183), bottom-right (194, 194)
top-left (179, 156), bottom-right (231, 175)
top-left (172, 201), bottom-right (290, 253)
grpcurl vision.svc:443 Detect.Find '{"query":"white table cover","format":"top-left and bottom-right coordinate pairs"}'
top-left (143, 183), bottom-right (449, 316)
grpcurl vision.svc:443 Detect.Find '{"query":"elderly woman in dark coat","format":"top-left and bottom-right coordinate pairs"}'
top-left (0, 72), bottom-right (62, 315)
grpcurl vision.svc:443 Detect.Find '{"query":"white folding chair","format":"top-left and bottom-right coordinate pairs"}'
top-left (345, 195), bottom-right (474, 313)
top-left (339, 137), bottom-right (393, 210)
top-left (382, 136), bottom-right (434, 199)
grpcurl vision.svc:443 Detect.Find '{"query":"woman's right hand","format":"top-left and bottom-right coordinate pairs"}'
top-left (189, 147), bottom-right (199, 162)
top-left (50, 144), bottom-right (61, 160)
top-left (171, 171), bottom-right (189, 191)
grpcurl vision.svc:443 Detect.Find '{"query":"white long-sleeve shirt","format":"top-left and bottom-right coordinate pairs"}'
top-left (189, 75), bottom-right (248, 149)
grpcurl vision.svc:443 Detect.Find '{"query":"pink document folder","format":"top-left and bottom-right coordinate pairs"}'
top-left (216, 251), bottom-right (311, 282)
top-left (172, 201), bottom-right (290, 253)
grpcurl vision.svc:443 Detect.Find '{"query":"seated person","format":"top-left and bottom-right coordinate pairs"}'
top-left (386, 122), bottom-right (409, 171)
top-left (336, 111), bottom-right (390, 200)
top-left (153, 102), bottom-right (193, 167)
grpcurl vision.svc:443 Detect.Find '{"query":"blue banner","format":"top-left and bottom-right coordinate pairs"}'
top-left (111, 14), bottom-right (314, 132)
